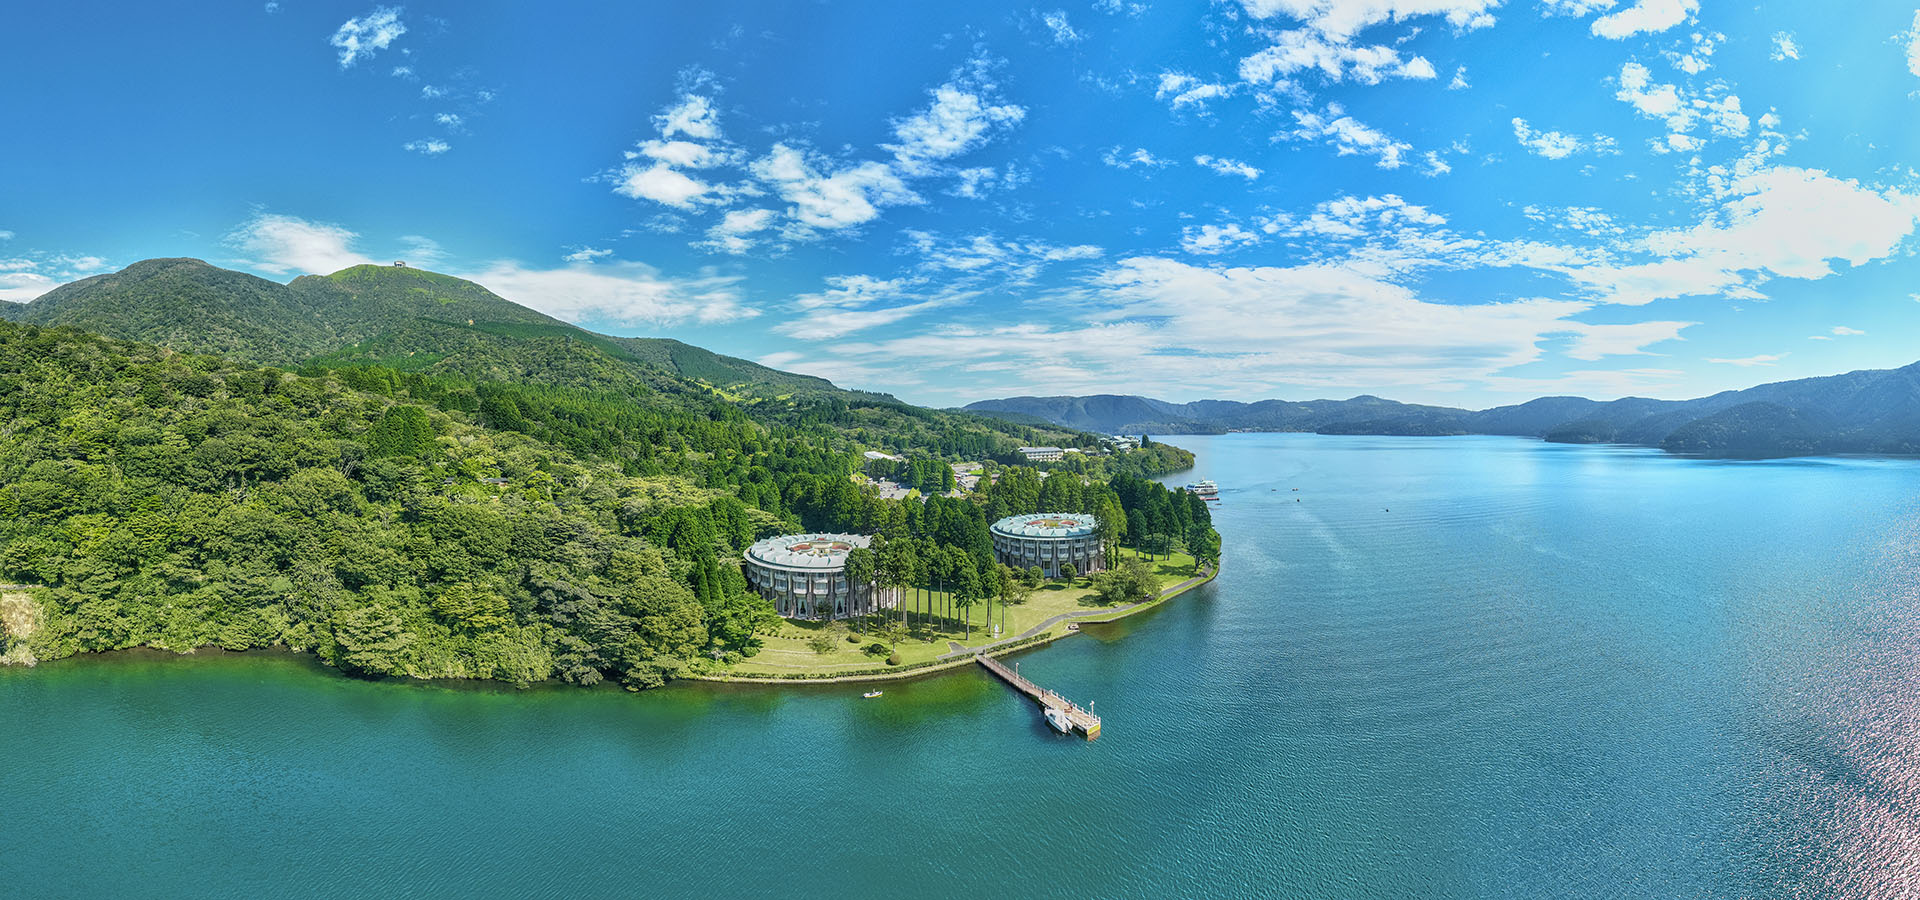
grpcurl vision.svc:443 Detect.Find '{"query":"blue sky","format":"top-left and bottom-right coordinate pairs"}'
top-left (5, 1), bottom-right (1920, 408)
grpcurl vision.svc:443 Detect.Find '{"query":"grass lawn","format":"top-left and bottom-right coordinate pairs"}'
top-left (720, 547), bottom-right (1202, 678)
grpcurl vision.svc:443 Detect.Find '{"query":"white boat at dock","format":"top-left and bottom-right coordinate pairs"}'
top-left (1044, 706), bottom-right (1073, 734)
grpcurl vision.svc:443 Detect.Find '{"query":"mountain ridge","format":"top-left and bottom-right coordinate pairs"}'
top-left (3, 258), bottom-right (845, 398)
top-left (966, 364), bottom-right (1920, 458)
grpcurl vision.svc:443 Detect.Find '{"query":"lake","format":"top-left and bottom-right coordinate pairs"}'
top-left (5, 433), bottom-right (1918, 898)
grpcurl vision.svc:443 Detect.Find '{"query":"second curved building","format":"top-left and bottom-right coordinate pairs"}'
top-left (990, 513), bottom-right (1104, 578)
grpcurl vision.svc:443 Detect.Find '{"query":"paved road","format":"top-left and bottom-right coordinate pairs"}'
top-left (935, 568), bottom-right (1214, 661)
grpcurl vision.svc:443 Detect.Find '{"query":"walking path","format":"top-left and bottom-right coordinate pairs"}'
top-left (935, 567), bottom-right (1214, 661)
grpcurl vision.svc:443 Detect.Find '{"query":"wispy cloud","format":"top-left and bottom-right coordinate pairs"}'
top-left (1284, 105), bottom-right (1411, 169)
top-left (226, 213), bottom-right (375, 274)
top-left (1706, 353), bottom-right (1785, 367)
top-left (1041, 10), bottom-right (1082, 45)
top-left (1193, 155), bottom-right (1261, 180)
top-left (330, 7), bottom-right (405, 68)
top-left (1590, 0), bottom-right (1697, 40)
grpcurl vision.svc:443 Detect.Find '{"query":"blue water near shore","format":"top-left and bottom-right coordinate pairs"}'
top-left (7, 433), bottom-right (1920, 898)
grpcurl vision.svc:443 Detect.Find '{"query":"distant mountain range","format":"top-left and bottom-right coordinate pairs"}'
top-left (965, 366), bottom-right (1920, 458)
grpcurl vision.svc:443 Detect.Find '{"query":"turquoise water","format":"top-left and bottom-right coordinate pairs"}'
top-left (7, 434), bottom-right (1920, 898)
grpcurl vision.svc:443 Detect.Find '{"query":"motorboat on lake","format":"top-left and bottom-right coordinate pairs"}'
top-left (1044, 706), bottom-right (1073, 734)
top-left (863, 691), bottom-right (883, 698)
top-left (1184, 479), bottom-right (1220, 501)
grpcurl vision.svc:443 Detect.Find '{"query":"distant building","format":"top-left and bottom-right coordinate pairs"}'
top-left (393, 261), bottom-right (408, 267)
top-left (1102, 435), bottom-right (1138, 452)
top-left (991, 513), bottom-right (1104, 578)
top-left (743, 533), bottom-right (898, 620)
top-left (1017, 446), bottom-right (1065, 463)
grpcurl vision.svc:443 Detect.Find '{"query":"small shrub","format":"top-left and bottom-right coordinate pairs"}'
top-left (886, 652), bottom-right (902, 666)
top-left (863, 642), bottom-right (889, 658)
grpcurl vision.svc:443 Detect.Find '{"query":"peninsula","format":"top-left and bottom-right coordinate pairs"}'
top-left (0, 259), bottom-right (1217, 689)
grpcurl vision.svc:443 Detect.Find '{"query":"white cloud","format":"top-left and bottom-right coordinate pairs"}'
top-left (1541, 0), bottom-right (1616, 15)
top-left (1239, 29), bottom-right (1439, 85)
top-left (1706, 353), bottom-right (1785, 367)
top-left (631, 139), bottom-right (734, 169)
top-left (817, 257), bottom-right (1695, 403)
top-left (1280, 194), bottom-right (1448, 243)
top-left (403, 138), bottom-right (450, 155)
top-left (949, 166), bottom-right (1022, 198)
top-left (655, 94), bottom-right (721, 140)
top-left (1285, 105), bottom-right (1411, 169)
top-left (390, 65), bottom-right (414, 79)
top-left (0, 230), bottom-right (13, 241)
top-left (1042, 10), bottom-right (1082, 44)
top-left (1102, 146), bottom-right (1175, 169)
top-left (1194, 154), bottom-right (1262, 179)
top-left (1562, 320), bottom-right (1694, 361)
top-left (226, 213), bottom-right (376, 275)
top-left (1155, 72), bottom-right (1235, 112)
top-left (751, 144), bottom-right (919, 232)
top-left (0, 271), bottom-right (58, 305)
top-left (435, 113), bottom-right (464, 129)
top-left (700, 208), bottom-right (778, 254)
top-left (463, 261), bottom-right (755, 326)
top-left (774, 275), bottom-right (961, 340)
top-left (420, 85), bottom-right (446, 99)
top-left (1181, 223), bottom-right (1261, 255)
top-left (885, 84), bottom-right (1026, 173)
top-left (1565, 167), bottom-right (1920, 304)
top-left (1829, 325), bottom-right (1866, 336)
top-left (902, 231), bottom-right (1103, 281)
top-left (1590, 0), bottom-right (1696, 39)
top-left (616, 164), bottom-right (717, 208)
top-left (562, 247), bottom-right (613, 263)
top-left (1511, 118), bottom-right (1613, 159)
top-left (1447, 66), bottom-right (1470, 90)
top-left (1771, 32), bottom-right (1800, 62)
top-left (1616, 62), bottom-right (1683, 119)
top-left (1904, 12), bottom-right (1920, 77)
top-left (1423, 151), bottom-right (1453, 176)
top-left (330, 7), bottom-right (405, 68)
top-left (1236, 0), bottom-right (1498, 39)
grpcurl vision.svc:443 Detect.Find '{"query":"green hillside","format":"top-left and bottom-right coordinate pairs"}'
top-left (0, 321), bottom-right (1207, 686)
top-left (0, 260), bottom-right (1205, 687)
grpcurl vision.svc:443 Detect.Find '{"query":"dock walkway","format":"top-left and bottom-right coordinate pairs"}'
top-left (975, 654), bottom-right (1102, 739)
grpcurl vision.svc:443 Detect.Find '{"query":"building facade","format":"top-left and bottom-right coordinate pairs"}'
top-left (743, 533), bottom-right (899, 620)
top-left (990, 513), bottom-right (1104, 579)
top-left (1016, 446), bottom-right (1065, 462)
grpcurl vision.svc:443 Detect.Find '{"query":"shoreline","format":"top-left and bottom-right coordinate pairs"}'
top-left (687, 558), bottom-right (1220, 686)
top-left (2, 561), bottom-right (1220, 691)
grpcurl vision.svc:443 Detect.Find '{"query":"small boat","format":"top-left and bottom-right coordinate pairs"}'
top-left (1066, 622), bottom-right (1080, 632)
top-left (863, 691), bottom-right (883, 698)
top-left (1044, 706), bottom-right (1072, 734)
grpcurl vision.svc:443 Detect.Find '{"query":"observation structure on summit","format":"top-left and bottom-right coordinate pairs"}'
top-left (744, 533), bottom-right (897, 620)
top-left (990, 513), bottom-right (1103, 579)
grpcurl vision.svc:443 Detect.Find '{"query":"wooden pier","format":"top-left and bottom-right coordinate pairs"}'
top-left (976, 654), bottom-right (1102, 739)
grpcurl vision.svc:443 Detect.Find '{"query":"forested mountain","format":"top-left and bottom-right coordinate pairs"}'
top-left (0, 261), bottom-right (1206, 685)
top-left (968, 363), bottom-right (1920, 458)
top-left (3, 259), bottom-right (826, 395)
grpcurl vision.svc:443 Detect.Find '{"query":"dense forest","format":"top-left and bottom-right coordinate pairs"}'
top-left (0, 318), bottom-right (1211, 687)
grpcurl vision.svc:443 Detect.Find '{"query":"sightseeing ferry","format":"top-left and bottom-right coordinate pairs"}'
top-left (1184, 479), bottom-right (1220, 501)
